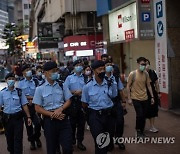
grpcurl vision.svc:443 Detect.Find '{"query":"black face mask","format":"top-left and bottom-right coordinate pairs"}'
top-left (98, 72), bottom-right (105, 80)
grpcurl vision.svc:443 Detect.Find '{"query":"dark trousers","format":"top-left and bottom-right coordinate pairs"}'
top-left (88, 109), bottom-right (115, 154)
top-left (114, 103), bottom-right (124, 138)
top-left (133, 100), bottom-right (148, 132)
top-left (4, 116), bottom-right (24, 154)
top-left (43, 117), bottom-right (73, 154)
top-left (69, 109), bottom-right (85, 143)
top-left (24, 105), bottom-right (41, 142)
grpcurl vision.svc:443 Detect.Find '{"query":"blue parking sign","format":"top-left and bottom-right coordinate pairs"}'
top-left (156, 1), bottom-right (163, 18)
top-left (142, 12), bottom-right (151, 22)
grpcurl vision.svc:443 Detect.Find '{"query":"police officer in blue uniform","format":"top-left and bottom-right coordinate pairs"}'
top-left (64, 59), bottom-right (86, 151)
top-left (18, 64), bottom-right (42, 150)
top-left (105, 60), bottom-right (126, 151)
top-left (33, 61), bottom-right (73, 154)
top-left (0, 73), bottom-right (32, 154)
top-left (81, 60), bottom-right (117, 154)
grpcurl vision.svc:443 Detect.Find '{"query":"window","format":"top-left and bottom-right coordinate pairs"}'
top-left (87, 12), bottom-right (95, 27)
top-left (24, 15), bottom-right (29, 20)
top-left (24, 4), bottom-right (28, 9)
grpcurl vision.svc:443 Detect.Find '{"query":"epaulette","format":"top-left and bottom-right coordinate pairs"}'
top-left (19, 77), bottom-right (25, 81)
top-left (86, 78), bottom-right (93, 84)
top-left (39, 79), bottom-right (45, 86)
top-left (1, 87), bottom-right (7, 91)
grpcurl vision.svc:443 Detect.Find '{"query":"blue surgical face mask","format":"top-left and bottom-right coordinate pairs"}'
top-left (139, 65), bottom-right (145, 72)
top-left (37, 71), bottom-right (42, 76)
top-left (51, 72), bottom-right (58, 81)
top-left (7, 80), bottom-right (15, 87)
top-left (42, 74), bottom-right (45, 79)
top-left (26, 70), bottom-right (32, 77)
top-left (75, 66), bottom-right (83, 73)
top-left (106, 66), bottom-right (113, 73)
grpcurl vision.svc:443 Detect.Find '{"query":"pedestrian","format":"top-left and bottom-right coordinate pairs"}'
top-left (104, 59), bottom-right (126, 151)
top-left (81, 60), bottom-right (117, 154)
top-left (33, 61), bottom-right (73, 154)
top-left (34, 65), bottom-right (45, 85)
top-left (126, 57), bottom-right (155, 138)
top-left (83, 65), bottom-right (93, 83)
top-left (0, 72), bottom-right (32, 154)
top-left (18, 64), bottom-right (42, 150)
top-left (145, 59), bottom-right (161, 133)
top-left (64, 59), bottom-right (87, 151)
top-left (101, 54), bottom-right (109, 62)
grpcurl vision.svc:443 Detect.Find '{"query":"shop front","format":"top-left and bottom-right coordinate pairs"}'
top-left (108, 0), bottom-right (169, 109)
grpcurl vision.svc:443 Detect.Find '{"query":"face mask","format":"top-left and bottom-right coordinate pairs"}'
top-left (42, 74), bottom-right (45, 79)
top-left (105, 66), bottom-right (113, 73)
top-left (98, 72), bottom-right (105, 80)
top-left (85, 71), bottom-right (91, 76)
top-left (75, 66), bottom-right (83, 73)
top-left (51, 72), bottom-right (58, 81)
top-left (7, 80), bottom-right (15, 87)
top-left (57, 74), bottom-right (60, 80)
top-left (37, 72), bottom-right (42, 76)
top-left (26, 70), bottom-right (32, 77)
top-left (139, 65), bottom-right (145, 72)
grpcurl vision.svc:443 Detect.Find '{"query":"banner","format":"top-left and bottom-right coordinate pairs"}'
top-left (154, 0), bottom-right (168, 94)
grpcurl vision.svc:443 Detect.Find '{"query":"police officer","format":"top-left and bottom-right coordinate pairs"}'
top-left (18, 64), bottom-right (42, 150)
top-left (64, 59), bottom-right (86, 151)
top-left (33, 61), bottom-right (73, 154)
top-left (105, 60), bottom-right (126, 150)
top-left (81, 60), bottom-right (117, 154)
top-left (0, 73), bottom-right (32, 154)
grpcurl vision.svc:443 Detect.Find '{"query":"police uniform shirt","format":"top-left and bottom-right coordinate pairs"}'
top-left (64, 73), bottom-right (85, 91)
top-left (106, 74), bottom-right (124, 91)
top-left (32, 80), bottom-right (72, 111)
top-left (18, 78), bottom-right (36, 96)
top-left (81, 77), bottom-right (117, 110)
top-left (0, 88), bottom-right (28, 114)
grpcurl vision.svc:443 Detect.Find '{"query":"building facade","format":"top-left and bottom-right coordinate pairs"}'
top-left (30, 0), bottom-right (103, 62)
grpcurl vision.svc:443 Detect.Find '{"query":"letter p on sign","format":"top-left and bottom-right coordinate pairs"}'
top-left (156, 1), bottom-right (163, 18)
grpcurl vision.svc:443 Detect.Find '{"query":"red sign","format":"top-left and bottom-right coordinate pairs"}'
top-left (63, 35), bottom-right (103, 52)
top-left (118, 15), bottom-right (122, 28)
top-left (141, 0), bottom-right (150, 3)
top-left (125, 29), bottom-right (135, 40)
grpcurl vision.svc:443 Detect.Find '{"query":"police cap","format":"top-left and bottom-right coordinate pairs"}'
top-left (21, 64), bottom-right (30, 72)
top-left (43, 61), bottom-right (57, 71)
top-left (5, 72), bottom-right (15, 80)
top-left (73, 59), bottom-right (82, 66)
top-left (91, 60), bottom-right (105, 70)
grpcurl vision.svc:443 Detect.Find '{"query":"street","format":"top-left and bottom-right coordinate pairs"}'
top-left (0, 104), bottom-right (179, 154)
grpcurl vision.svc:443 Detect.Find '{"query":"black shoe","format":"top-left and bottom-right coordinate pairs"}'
top-left (30, 141), bottom-right (36, 150)
top-left (118, 143), bottom-right (125, 150)
top-left (77, 142), bottom-right (86, 151)
top-left (36, 139), bottom-right (42, 148)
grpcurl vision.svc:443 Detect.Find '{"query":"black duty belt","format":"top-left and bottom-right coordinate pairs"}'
top-left (88, 107), bottom-right (113, 116)
top-left (3, 111), bottom-right (23, 119)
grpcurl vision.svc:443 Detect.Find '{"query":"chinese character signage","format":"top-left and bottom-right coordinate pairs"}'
top-left (154, 0), bottom-right (168, 94)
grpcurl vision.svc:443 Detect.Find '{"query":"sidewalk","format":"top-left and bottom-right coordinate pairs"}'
top-left (0, 106), bottom-right (179, 154)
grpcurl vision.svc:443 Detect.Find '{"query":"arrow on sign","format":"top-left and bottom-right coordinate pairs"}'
top-left (157, 21), bottom-right (164, 37)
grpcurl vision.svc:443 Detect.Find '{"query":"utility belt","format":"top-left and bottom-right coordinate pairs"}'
top-left (88, 107), bottom-right (113, 116)
top-left (2, 111), bottom-right (23, 126)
